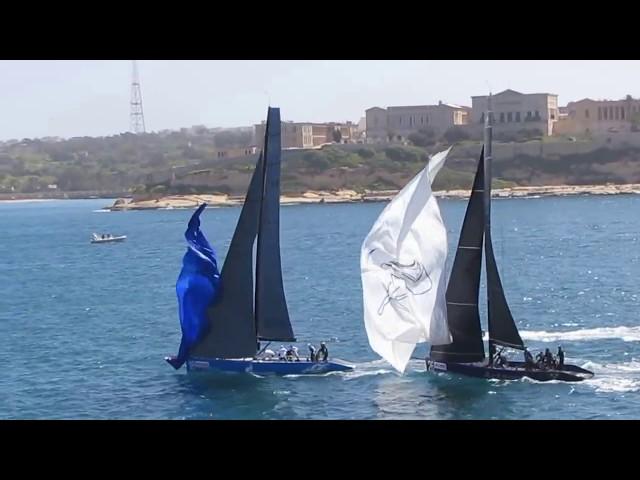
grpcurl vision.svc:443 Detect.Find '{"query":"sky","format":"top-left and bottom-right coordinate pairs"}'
top-left (0, 60), bottom-right (639, 141)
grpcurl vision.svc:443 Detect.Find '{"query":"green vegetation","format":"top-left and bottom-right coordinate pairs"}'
top-left (0, 130), bottom-right (248, 194)
top-left (2, 130), bottom-right (640, 197)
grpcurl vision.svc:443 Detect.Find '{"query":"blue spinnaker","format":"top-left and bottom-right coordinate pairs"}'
top-left (167, 203), bottom-right (221, 369)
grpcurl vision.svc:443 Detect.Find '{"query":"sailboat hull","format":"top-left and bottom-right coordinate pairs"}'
top-left (186, 357), bottom-right (354, 375)
top-left (426, 359), bottom-right (594, 382)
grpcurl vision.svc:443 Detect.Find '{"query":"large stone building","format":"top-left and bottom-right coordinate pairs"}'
top-left (470, 89), bottom-right (559, 136)
top-left (553, 95), bottom-right (640, 136)
top-left (365, 102), bottom-right (470, 143)
top-left (253, 120), bottom-right (360, 149)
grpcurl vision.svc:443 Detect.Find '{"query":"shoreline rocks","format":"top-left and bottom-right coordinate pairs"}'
top-left (105, 184), bottom-right (640, 211)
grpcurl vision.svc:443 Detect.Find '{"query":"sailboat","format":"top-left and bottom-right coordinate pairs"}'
top-left (426, 98), bottom-right (594, 383)
top-left (166, 107), bottom-right (353, 375)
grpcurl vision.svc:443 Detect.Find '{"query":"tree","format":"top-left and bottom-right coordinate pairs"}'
top-left (332, 128), bottom-right (342, 143)
top-left (304, 151), bottom-right (331, 173)
top-left (408, 127), bottom-right (437, 147)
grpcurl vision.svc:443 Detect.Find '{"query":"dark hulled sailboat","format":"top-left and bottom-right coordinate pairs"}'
top-left (426, 100), bottom-right (593, 383)
top-left (168, 107), bottom-right (353, 375)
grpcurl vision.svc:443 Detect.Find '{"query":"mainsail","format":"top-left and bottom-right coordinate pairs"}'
top-left (361, 148), bottom-right (452, 373)
top-left (430, 150), bottom-right (486, 363)
top-left (255, 107), bottom-right (295, 342)
top-left (190, 154), bottom-right (265, 359)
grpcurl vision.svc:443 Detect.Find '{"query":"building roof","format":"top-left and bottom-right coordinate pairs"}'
top-left (471, 89), bottom-right (558, 98)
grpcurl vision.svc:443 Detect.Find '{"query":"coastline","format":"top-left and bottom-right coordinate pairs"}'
top-left (103, 183), bottom-right (640, 211)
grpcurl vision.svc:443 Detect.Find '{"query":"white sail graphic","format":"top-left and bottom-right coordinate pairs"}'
top-left (361, 147), bottom-right (452, 373)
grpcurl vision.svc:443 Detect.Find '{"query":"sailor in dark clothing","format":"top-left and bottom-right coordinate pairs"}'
top-left (544, 348), bottom-right (554, 368)
top-left (308, 344), bottom-right (316, 362)
top-left (524, 348), bottom-right (534, 369)
top-left (557, 346), bottom-right (565, 369)
top-left (317, 342), bottom-right (328, 362)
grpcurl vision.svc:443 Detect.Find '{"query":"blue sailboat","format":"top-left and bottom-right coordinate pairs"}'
top-left (166, 107), bottom-right (353, 375)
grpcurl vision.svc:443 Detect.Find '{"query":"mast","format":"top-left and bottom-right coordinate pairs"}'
top-left (484, 93), bottom-right (494, 361)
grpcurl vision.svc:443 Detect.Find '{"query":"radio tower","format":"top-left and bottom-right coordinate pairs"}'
top-left (130, 60), bottom-right (146, 134)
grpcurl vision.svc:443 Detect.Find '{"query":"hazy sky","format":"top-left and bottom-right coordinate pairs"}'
top-left (1, 60), bottom-right (639, 141)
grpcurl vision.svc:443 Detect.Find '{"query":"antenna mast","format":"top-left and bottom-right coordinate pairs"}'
top-left (130, 60), bottom-right (146, 134)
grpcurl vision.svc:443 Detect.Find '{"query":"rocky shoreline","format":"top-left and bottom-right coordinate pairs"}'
top-left (105, 184), bottom-right (640, 211)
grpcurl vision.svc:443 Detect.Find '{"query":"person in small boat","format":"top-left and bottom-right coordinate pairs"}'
top-left (317, 342), bottom-right (328, 362)
top-left (557, 346), bottom-right (565, 369)
top-left (102, 234), bottom-right (106, 239)
top-left (308, 344), bottom-right (316, 362)
top-left (523, 348), bottom-right (535, 369)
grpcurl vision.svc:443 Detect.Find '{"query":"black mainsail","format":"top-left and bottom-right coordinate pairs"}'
top-left (191, 106), bottom-right (294, 359)
top-left (430, 149), bottom-right (486, 363)
top-left (431, 95), bottom-right (524, 363)
top-left (191, 153), bottom-right (265, 359)
top-left (255, 107), bottom-right (295, 342)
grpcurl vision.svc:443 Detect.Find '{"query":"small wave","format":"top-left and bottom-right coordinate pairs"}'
top-left (589, 377), bottom-right (640, 393)
top-left (580, 360), bottom-right (640, 393)
top-left (92, 209), bottom-right (111, 213)
top-left (344, 368), bottom-right (395, 380)
top-left (520, 326), bottom-right (640, 343)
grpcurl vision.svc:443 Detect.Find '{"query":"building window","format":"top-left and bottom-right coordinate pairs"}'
top-left (500, 112), bottom-right (505, 123)
top-left (507, 112), bottom-right (513, 122)
top-left (609, 106), bottom-right (614, 119)
top-left (585, 109), bottom-right (590, 119)
top-left (615, 107), bottom-right (619, 120)
top-left (409, 116), bottom-right (413, 126)
top-left (480, 112), bottom-right (484, 123)
top-left (534, 110), bottom-right (540, 119)
top-left (604, 107), bottom-right (608, 120)
top-left (622, 108), bottom-right (625, 120)
top-left (526, 111), bottom-right (532, 119)
top-left (515, 112), bottom-right (521, 122)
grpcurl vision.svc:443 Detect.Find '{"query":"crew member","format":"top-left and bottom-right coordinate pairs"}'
top-left (557, 346), bottom-right (565, 369)
top-left (317, 342), bottom-right (328, 362)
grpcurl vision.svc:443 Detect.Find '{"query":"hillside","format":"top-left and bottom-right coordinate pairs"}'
top-left (3, 130), bottom-right (640, 197)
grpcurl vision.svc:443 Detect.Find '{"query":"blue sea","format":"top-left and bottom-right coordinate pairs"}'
top-left (1, 195), bottom-right (639, 419)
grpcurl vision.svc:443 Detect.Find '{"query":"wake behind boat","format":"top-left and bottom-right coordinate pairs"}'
top-left (426, 96), bottom-right (594, 383)
top-left (91, 233), bottom-right (126, 243)
top-left (165, 107), bottom-right (354, 376)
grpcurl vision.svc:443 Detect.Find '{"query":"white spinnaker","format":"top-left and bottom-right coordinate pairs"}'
top-left (360, 147), bottom-right (452, 373)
